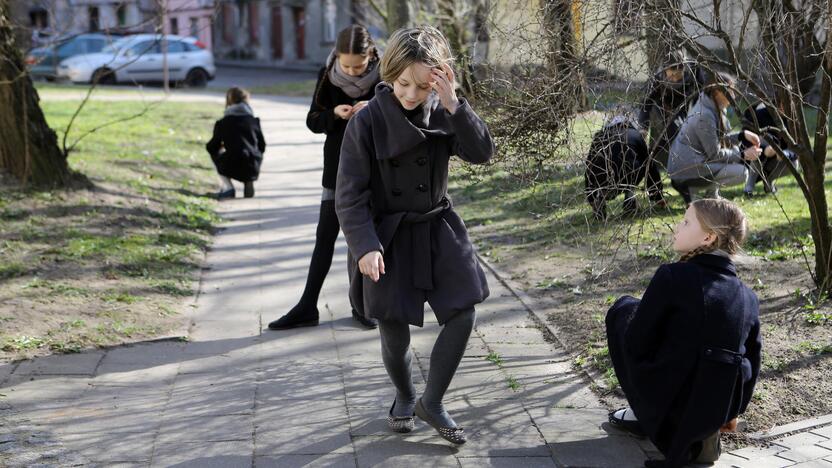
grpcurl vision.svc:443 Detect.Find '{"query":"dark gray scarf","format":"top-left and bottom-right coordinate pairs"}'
top-left (326, 50), bottom-right (380, 99)
top-left (224, 102), bottom-right (254, 117)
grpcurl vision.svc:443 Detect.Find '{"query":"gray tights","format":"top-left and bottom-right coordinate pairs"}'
top-left (378, 308), bottom-right (476, 428)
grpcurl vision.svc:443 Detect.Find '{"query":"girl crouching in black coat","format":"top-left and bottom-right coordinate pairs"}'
top-left (206, 87), bottom-right (266, 200)
top-left (606, 198), bottom-right (762, 468)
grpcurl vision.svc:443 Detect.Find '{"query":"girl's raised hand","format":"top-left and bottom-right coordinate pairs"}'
top-left (743, 130), bottom-right (761, 147)
top-left (335, 104), bottom-right (353, 119)
top-left (430, 63), bottom-right (459, 114)
top-left (358, 251), bottom-right (385, 282)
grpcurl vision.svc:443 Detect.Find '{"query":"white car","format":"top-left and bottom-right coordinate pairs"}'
top-left (57, 34), bottom-right (215, 87)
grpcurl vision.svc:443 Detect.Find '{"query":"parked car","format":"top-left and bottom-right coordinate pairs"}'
top-left (26, 33), bottom-right (121, 80)
top-left (56, 34), bottom-right (215, 87)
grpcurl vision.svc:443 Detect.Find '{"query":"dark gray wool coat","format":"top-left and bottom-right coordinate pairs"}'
top-left (335, 82), bottom-right (495, 326)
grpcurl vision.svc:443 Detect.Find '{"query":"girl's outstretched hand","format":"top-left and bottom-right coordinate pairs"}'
top-left (430, 63), bottom-right (459, 114)
top-left (359, 251), bottom-right (385, 282)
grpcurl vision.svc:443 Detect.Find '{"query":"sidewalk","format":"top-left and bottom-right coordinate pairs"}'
top-left (1, 95), bottom-right (829, 467)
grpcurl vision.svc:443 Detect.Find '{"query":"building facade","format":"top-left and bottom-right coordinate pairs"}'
top-left (12, 0), bottom-right (213, 50)
top-left (162, 0), bottom-right (215, 49)
top-left (211, 0), bottom-right (370, 68)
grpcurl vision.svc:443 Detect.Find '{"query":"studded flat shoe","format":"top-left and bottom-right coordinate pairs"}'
top-left (608, 407), bottom-right (646, 437)
top-left (415, 398), bottom-right (466, 444)
top-left (387, 400), bottom-right (415, 433)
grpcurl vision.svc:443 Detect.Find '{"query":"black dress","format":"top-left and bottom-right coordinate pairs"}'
top-left (606, 253), bottom-right (762, 467)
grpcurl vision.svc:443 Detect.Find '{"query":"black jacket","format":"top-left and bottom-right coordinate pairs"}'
top-left (606, 254), bottom-right (762, 467)
top-left (584, 121), bottom-right (649, 202)
top-left (307, 66), bottom-right (379, 189)
top-left (206, 114), bottom-right (266, 182)
top-left (335, 83), bottom-right (495, 326)
top-left (638, 65), bottom-right (705, 145)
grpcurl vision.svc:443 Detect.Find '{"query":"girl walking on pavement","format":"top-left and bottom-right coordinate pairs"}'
top-left (269, 25), bottom-right (381, 330)
top-left (335, 26), bottom-right (495, 444)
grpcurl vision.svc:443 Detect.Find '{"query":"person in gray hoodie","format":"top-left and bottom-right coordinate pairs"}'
top-left (667, 73), bottom-right (762, 203)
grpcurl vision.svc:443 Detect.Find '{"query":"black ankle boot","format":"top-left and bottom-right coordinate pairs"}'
top-left (351, 309), bottom-right (378, 329)
top-left (268, 303), bottom-right (319, 330)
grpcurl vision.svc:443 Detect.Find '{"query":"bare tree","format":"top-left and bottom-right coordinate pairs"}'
top-left (647, 0), bottom-right (832, 291)
top-left (0, 0), bottom-right (72, 187)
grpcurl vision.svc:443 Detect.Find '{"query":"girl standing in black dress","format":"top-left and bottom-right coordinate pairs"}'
top-left (269, 25), bottom-right (381, 330)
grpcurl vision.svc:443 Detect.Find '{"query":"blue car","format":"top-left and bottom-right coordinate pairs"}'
top-left (26, 33), bottom-right (121, 80)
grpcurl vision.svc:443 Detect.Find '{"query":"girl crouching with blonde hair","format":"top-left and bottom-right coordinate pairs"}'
top-left (606, 199), bottom-right (762, 467)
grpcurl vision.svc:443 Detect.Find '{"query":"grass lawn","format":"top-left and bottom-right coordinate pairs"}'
top-left (248, 80), bottom-right (317, 97)
top-left (0, 97), bottom-right (223, 360)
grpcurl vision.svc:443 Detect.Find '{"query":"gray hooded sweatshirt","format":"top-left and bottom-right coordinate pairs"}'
top-left (668, 92), bottom-right (741, 181)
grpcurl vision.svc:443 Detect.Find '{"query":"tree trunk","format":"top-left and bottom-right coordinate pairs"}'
top-left (436, 0), bottom-right (476, 96)
top-left (0, 0), bottom-right (71, 187)
top-left (541, 0), bottom-right (586, 114)
top-left (754, 0), bottom-right (832, 292)
top-left (643, 0), bottom-right (683, 73)
top-left (387, 0), bottom-right (411, 31)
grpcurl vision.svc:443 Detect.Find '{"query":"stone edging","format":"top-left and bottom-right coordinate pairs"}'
top-left (474, 251), bottom-right (617, 394)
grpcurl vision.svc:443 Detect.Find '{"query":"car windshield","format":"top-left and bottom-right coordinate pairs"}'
top-left (101, 37), bottom-right (133, 54)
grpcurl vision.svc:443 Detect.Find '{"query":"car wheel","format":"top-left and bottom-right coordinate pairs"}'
top-left (184, 68), bottom-right (208, 88)
top-left (91, 68), bottom-right (116, 86)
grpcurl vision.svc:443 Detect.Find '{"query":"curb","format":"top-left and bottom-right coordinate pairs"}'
top-left (748, 413), bottom-right (832, 442)
top-left (475, 251), bottom-right (617, 394)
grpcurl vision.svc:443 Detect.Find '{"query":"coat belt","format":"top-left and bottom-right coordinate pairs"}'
top-left (376, 197), bottom-right (452, 291)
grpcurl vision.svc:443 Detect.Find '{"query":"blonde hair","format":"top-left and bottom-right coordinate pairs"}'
top-left (226, 87), bottom-right (250, 107)
top-left (679, 199), bottom-right (748, 262)
top-left (380, 26), bottom-right (454, 83)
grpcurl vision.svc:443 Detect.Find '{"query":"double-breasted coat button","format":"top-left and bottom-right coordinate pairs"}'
top-left (416, 157), bottom-right (427, 166)
top-left (392, 188), bottom-right (403, 196)
top-left (391, 159), bottom-right (400, 168)
top-left (416, 184), bottom-right (427, 192)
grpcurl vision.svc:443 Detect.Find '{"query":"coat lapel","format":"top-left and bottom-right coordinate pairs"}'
top-left (368, 83), bottom-right (455, 160)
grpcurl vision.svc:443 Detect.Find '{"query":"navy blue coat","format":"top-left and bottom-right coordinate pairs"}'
top-left (606, 253), bottom-right (762, 467)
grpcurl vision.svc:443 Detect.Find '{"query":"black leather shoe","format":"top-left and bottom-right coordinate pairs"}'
top-left (244, 181), bottom-right (255, 198)
top-left (217, 188), bottom-right (235, 200)
top-left (268, 304), bottom-right (319, 330)
top-left (351, 309), bottom-right (378, 329)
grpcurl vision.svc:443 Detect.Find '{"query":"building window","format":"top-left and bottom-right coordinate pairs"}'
top-left (614, 0), bottom-right (641, 35)
top-left (248, 1), bottom-right (259, 44)
top-left (170, 17), bottom-right (179, 35)
top-left (222, 3), bottom-right (234, 43)
top-left (322, 0), bottom-right (336, 43)
top-left (190, 17), bottom-right (199, 38)
top-left (29, 8), bottom-right (49, 28)
top-left (89, 6), bottom-right (100, 32)
top-left (116, 4), bottom-right (127, 27)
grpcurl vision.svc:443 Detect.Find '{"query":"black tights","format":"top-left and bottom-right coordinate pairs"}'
top-left (378, 308), bottom-right (476, 427)
top-left (294, 200), bottom-right (340, 313)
